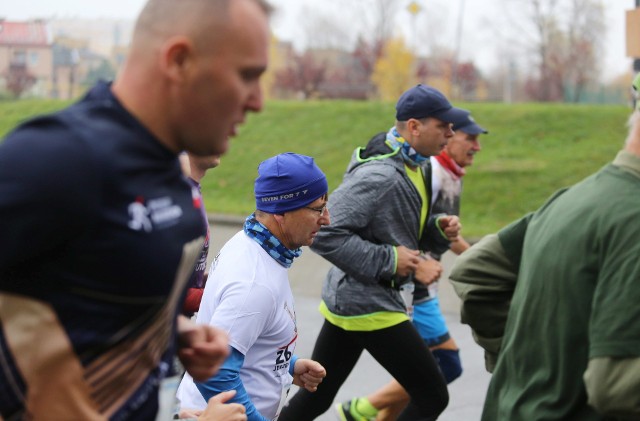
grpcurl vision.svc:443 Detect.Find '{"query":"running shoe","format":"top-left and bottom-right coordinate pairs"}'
top-left (334, 398), bottom-right (375, 421)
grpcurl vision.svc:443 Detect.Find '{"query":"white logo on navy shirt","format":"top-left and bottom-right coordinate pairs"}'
top-left (128, 196), bottom-right (184, 232)
top-left (128, 200), bottom-right (152, 232)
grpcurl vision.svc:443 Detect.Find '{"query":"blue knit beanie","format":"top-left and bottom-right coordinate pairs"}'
top-left (255, 152), bottom-right (328, 214)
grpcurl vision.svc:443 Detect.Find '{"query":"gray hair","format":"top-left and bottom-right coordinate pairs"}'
top-left (395, 117), bottom-right (430, 131)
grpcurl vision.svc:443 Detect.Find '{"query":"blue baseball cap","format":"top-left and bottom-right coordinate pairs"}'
top-left (254, 153), bottom-right (328, 214)
top-left (395, 84), bottom-right (467, 124)
top-left (453, 110), bottom-right (488, 135)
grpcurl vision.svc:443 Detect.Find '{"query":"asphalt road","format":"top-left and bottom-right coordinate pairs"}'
top-left (208, 217), bottom-right (491, 421)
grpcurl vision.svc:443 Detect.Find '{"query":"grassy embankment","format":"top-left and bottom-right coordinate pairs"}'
top-left (0, 99), bottom-right (630, 237)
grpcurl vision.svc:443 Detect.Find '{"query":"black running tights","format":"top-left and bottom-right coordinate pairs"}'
top-left (279, 319), bottom-right (448, 421)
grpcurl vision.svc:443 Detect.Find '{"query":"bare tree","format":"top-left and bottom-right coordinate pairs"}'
top-left (297, 5), bottom-right (353, 50)
top-left (502, 0), bottom-right (605, 102)
top-left (564, 0), bottom-right (605, 101)
top-left (274, 51), bottom-right (328, 99)
top-left (280, 0), bottom-right (404, 98)
top-left (365, 0), bottom-right (402, 52)
top-left (4, 63), bottom-right (36, 99)
top-left (339, 0), bottom-right (404, 96)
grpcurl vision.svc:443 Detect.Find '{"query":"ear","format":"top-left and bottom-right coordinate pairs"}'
top-left (407, 118), bottom-right (422, 137)
top-left (273, 213), bottom-right (285, 225)
top-left (159, 35), bottom-right (195, 83)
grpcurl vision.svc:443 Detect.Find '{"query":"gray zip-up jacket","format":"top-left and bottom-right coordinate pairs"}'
top-left (311, 132), bottom-right (449, 317)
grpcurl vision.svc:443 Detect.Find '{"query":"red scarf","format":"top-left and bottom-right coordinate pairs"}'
top-left (435, 151), bottom-right (465, 178)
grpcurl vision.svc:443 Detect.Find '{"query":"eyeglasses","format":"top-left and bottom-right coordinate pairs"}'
top-left (305, 204), bottom-right (328, 216)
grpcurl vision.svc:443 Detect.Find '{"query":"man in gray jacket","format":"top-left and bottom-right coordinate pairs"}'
top-left (280, 84), bottom-right (464, 421)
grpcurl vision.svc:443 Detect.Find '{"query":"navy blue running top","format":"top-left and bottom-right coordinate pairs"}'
top-left (0, 81), bottom-right (206, 420)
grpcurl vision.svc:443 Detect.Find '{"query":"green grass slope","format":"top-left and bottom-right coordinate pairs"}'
top-left (1, 99), bottom-right (631, 236)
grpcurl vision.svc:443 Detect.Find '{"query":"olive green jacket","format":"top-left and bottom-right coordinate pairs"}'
top-left (450, 173), bottom-right (640, 419)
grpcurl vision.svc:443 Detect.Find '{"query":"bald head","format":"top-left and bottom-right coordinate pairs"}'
top-left (112, 0), bottom-right (272, 156)
top-left (132, 0), bottom-right (272, 53)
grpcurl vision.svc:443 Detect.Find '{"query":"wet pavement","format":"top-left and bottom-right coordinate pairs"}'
top-left (208, 217), bottom-right (491, 420)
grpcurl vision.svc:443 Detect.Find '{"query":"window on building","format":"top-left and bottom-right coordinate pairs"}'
top-left (30, 52), bottom-right (39, 66)
top-left (12, 50), bottom-right (27, 65)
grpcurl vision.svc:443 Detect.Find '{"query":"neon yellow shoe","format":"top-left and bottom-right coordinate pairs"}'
top-left (334, 398), bottom-right (376, 421)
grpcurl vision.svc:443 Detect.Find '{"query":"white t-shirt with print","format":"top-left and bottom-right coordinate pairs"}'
top-left (177, 231), bottom-right (297, 420)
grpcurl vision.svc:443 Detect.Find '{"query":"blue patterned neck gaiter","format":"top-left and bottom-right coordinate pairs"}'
top-left (385, 127), bottom-right (429, 166)
top-left (243, 213), bottom-right (302, 268)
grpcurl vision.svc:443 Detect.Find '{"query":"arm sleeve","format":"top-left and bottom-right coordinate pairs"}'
top-left (288, 355), bottom-right (299, 376)
top-left (584, 197), bottom-right (640, 416)
top-left (195, 347), bottom-right (269, 421)
top-left (310, 165), bottom-right (397, 283)
top-left (584, 356), bottom-right (640, 418)
top-left (449, 233), bottom-right (519, 372)
top-left (448, 212), bottom-right (533, 372)
top-left (449, 188), bottom-right (588, 372)
top-left (422, 213), bottom-right (452, 256)
top-left (588, 221), bottom-right (640, 359)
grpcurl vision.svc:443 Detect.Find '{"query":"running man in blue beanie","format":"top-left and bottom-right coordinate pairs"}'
top-left (177, 152), bottom-right (328, 421)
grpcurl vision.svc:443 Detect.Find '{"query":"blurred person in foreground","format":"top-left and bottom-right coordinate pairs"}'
top-left (279, 84), bottom-right (465, 421)
top-left (448, 75), bottom-right (640, 420)
top-left (177, 153), bottom-right (328, 421)
top-left (339, 111), bottom-right (488, 421)
top-left (0, 0), bottom-right (271, 419)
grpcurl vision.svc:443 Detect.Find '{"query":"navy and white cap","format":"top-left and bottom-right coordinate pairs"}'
top-left (254, 152), bottom-right (328, 214)
top-left (453, 110), bottom-right (488, 135)
top-left (395, 84), bottom-right (467, 124)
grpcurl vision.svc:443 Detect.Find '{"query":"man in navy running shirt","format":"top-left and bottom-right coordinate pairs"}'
top-left (0, 0), bottom-right (271, 419)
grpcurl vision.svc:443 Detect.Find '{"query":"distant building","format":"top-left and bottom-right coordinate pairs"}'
top-left (48, 18), bottom-right (133, 74)
top-left (0, 19), bottom-right (53, 97)
top-left (0, 19), bottom-right (123, 99)
top-left (52, 35), bottom-right (112, 99)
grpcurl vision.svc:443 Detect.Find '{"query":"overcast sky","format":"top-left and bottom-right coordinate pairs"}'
top-left (1, 0), bottom-right (636, 81)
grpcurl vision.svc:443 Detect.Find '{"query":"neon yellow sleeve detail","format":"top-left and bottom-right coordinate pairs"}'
top-left (393, 245), bottom-right (398, 274)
